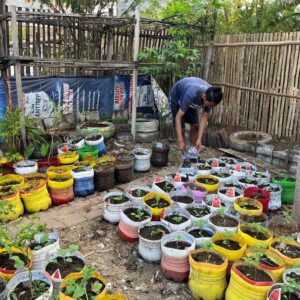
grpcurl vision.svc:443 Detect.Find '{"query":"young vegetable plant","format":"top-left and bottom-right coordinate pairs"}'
top-left (192, 219), bottom-right (207, 229)
top-left (51, 244), bottom-right (79, 265)
top-left (150, 227), bottom-right (166, 238)
top-left (130, 208), bottom-right (145, 221)
top-left (171, 215), bottom-right (183, 224)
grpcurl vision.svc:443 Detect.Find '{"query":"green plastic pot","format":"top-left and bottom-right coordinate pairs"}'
top-left (272, 174), bottom-right (296, 205)
top-left (78, 145), bottom-right (98, 161)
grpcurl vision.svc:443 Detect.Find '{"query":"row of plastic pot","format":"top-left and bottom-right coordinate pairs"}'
top-left (0, 232), bottom-right (126, 300)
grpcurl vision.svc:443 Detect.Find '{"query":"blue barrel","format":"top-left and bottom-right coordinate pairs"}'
top-left (73, 176), bottom-right (94, 197)
top-left (0, 79), bottom-right (6, 119)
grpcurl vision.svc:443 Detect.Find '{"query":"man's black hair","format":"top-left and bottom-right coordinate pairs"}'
top-left (205, 86), bottom-right (223, 104)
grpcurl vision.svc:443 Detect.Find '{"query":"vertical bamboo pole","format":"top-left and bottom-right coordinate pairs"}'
top-left (11, 6), bottom-right (27, 148)
top-left (131, 8), bottom-right (140, 140)
top-left (292, 154), bottom-right (300, 220)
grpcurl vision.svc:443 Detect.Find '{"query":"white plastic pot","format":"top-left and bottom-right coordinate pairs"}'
top-left (103, 192), bottom-right (131, 223)
top-left (165, 173), bottom-right (191, 189)
top-left (85, 135), bottom-right (104, 146)
top-left (218, 187), bottom-right (244, 206)
top-left (208, 213), bottom-right (239, 233)
top-left (71, 138), bottom-right (85, 149)
top-left (239, 161), bottom-right (257, 174)
top-left (283, 268), bottom-right (300, 286)
top-left (45, 250), bottom-right (85, 291)
top-left (138, 221), bottom-right (170, 262)
top-left (151, 178), bottom-right (175, 195)
top-left (185, 203), bottom-right (211, 223)
top-left (0, 275), bottom-right (7, 300)
top-left (161, 207), bottom-right (191, 232)
top-left (71, 166), bottom-right (94, 179)
top-left (210, 170), bottom-right (232, 184)
top-left (6, 270), bottom-right (53, 300)
top-left (132, 148), bottom-right (152, 172)
top-left (219, 156), bottom-right (239, 167)
top-left (31, 232), bottom-right (60, 271)
top-left (187, 225), bottom-right (216, 246)
top-left (264, 183), bottom-right (282, 211)
top-left (237, 176), bottom-right (259, 190)
top-left (14, 160), bottom-right (38, 176)
top-left (127, 184), bottom-right (151, 203)
top-left (203, 194), bottom-right (227, 213)
top-left (192, 163), bottom-right (212, 176)
top-left (253, 170), bottom-right (271, 184)
top-left (169, 190), bottom-right (194, 209)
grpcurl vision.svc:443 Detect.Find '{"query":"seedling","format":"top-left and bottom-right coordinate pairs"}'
top-left (247, 223), bottom-right (268, 235)
top-left (193, 219), bottom-right (207, 229)
top-left (51, 244), bottom-right (79, 265)
top-left (198, 241), bottom-right (213, 251)
top-left (130, 208), bottom-right (145, 221)
top-left (282, 211), bottom-right (293, 225)
top-left (171, 215), bottom-right (183, 224)
top-left (150, 227), bottom-right (166, 238)
top-left (134, 189), bottom-right (143, 197)
top-left (281, 278), bottom-right (300, 300)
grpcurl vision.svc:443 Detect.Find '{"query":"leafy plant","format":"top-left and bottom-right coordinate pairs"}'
top-left (282, 211), bottom-right (293, 225)
top-left (247, 223), bottom-right (268, 235)
top-left (51, 244), bottom-right (79, 265)
top-left (150, 227), bottom-right (166, 238)
top-left (198, 241), bottom-right (213, 251)
top-left (171, 215), bottom-right (183, 224)
top-left (193, 219), bottom-right (207, 229)
top-left (130, 208), bottom-right (145, 220)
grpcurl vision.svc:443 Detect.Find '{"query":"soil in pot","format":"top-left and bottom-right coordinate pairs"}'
top-left (62, 277), bottom-right (105, 299)
top-left (29, 239), bottom-right (57, 251)
top-left (189, 229), bottom-right (213, 238)
top-left (236, 265), bottom-right (272, 282)
top-left (210, 215), bottom-right (239, 227)
top-left (196, 165), bottom-right (211, 170)
top-left (185, 184), bottom-right (206, 191)
top-left (12, 280), bottom-right (50, 300)
top-left (134, 151), bottom-right (147, 156)
top-left (16, 163), bottom-right (36, 168)
top-left (72, 166), bottom-right (90, 173)
top-left (214, 239), bottom-right (241, 250)
top-left (164, 214), bottom-right (188, 224)
top-left (221, 158), bottom-right (236, 165)
top-left (0, 252), bottom-right (28, 270)
top-left (0, 180), bottom-right (20, 186)
top-left (86, 135), bottom-right (102, 141)
top-left (207, 200), bottom-right (226, 207)
top-left (106, 194), bottom-right (129, 204)
top-left (212, 172), bottom-right (230, 178)
top-left (197, 178), bottom-right (219, 185)
top-left (155, 181), bottom-right (174, 193)
top-left (242, 228), bottom-right (268, 240)
top-left (187, 206), bottom-right (210, 218)
top-left (209, 161), bottom-right (226, 168)
top-left (239, 203), bottom-right (259, 210)
top-left (249, 193), bottom-right (266, 199)
top-left (131, 189), bottom-right (149, 197)
top-left (286, 272), bottom-right (300, 285)
top-left (274, 175), bottom-right (296, 182)
top-left (139, 225), bottom-right (170, 240)
top-left (51, 177), bottom-right (69, 182)
top-left (46, 256), bottom-right (85, 278)
top-left (146, 197), bottom-right (170, 208)
top-left (164, 241), bottom-right (191, 250)
top-left (172, 195), bottom-right (193, 204)
top-left (259, 255), bottom-right (278, 267)
top-left (241, 214), bottom-right (267, 223)
top-left (123, 208), bottom-right (151, 222)
top-left (271, 242), bottom-right (300, 258)
top-left (0, 186), bottom-right (16, 198)
top-left (191, 251), bottom-right (224, 265)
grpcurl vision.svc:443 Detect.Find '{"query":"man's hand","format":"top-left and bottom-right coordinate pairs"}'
top-left (178, 139), bottom-right (185, 152)
top-left (196, 138), bottom-right (203, 151)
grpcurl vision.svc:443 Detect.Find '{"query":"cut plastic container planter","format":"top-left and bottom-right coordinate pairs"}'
top-left (161, 231), bottom-right (195, 282)
top-left (208, 213), bottom-right (239, 233)
top-left (85, 135), bottom-right (105, 155)
top-left (185, 203), bottom-right (211, 223)
top-left (127, 184), bottom-right (151, 203)
top-left (218, 187), bottom-right (244, 207)
top-left (14, 160), bottom-right (38, 176)
top-left (133, 148), bottom-right (152, 172)
top-left (169, 190), bottom-right (194, 209)
top-left (187, 225), bottom-right (216, 246)
top-left (71, 167), bottom-right (94, 197)
top-left (203, 194), bottom-right (228, 214)
top-left (161, 207), bottom-right (192, 232)
top-left (180, 182), bottom-right (207, 204)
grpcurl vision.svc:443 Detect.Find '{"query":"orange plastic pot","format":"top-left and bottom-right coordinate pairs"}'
top-left (48, 185), bottom-right (74, 206)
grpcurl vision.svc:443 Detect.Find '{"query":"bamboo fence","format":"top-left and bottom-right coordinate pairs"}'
top-left (208, 33), bottom-right (300, 141)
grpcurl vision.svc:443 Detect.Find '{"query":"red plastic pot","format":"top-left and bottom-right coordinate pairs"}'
top-left (117, 220), bottom-right (139, 243)
top-left (1, 163), bottom-right (15, 174)
top-left (244, 187), bottom-right (270, 213)
top-left (48, 186), bottom-right (74, 206)
top-left (38, 157), bottom-right (60, 173)
top-left (161, 254), bottom-right (190, 282)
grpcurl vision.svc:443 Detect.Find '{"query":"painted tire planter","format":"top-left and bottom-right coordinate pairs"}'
top-left (31, 232), bottom-right (60, 271)
top-left (161, 207), bottom-right (191, 232)
top-left (272, 174), bottom-right (296, 205)
top-left (94, 163), bottom-right (115, 192)
top-left (127, 184), bottom-right (151, 203)
top-left (150, 141), bottom-right (170, 167)
top-left (13, 160), bottom-right (38, 176)
top-left (0, 275), bottom-right (6, 300)
top-left (132, 148), bottom-right (151, 172)
top-left (71, 166), bottom-right (94, 197)
top-left (6, 270), bottom-right (53, 300)
top-left (115, 154), bottom-right (134, 184)
top-left (143, 192), bottom-right (172, 220)
top-left (78, 145), bottom-right (98, 161)
top-left (58, 152), bottom-right (79, 165)
top-left (85, 135), bottom-right (105, 155)
top-left (118, 203), bottom-right (152, 242)
top-left (203, 194), bottom-right (227, 213)
top-left (20, 181), bottom-right (52, 213)
top-left (185, 203), bottom-right (211, 222)
top-left (192, 163), bottom-right (212, 176)
top-left (218, 187), bottom-right (243, 207)
top-left (169, 190), bottom-right (194, 209)
top-left (195, 175), bottom-right (220, 194)
top-left (233, 196), bottom-right (263, 216)
top-left (103, 192), bottom-right (131, 224)
top-left (138, 221), bottom-right (170, 262)
top-left (97, 121), bottom-right (115, 139)
top-left (245, 247), bottom-right (285, 282)
top-left (180, 182), bottom-right (207, 203)
top-left (151, 177), bottom-right (175, 196)
top-left (161, 231), bottom-right (195, 282)
top-left (187, 225), bottom-right (216, 246)
top-left (38, 157), bottom-right (60, 173)
top-left (60, 271), bottom-right (106, 300)
top-left (226, 262), bottom-right (274, 300)
top-left (244, 187), bottom-right (270, 213)
top-left (208, 213), bottom-right (239, 233)
top-left (0, 189), bottom-right (24, 221)
top-left (189, 249), bottom-right (228, 300)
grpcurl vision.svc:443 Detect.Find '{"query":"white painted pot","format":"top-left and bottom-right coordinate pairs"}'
top-left (138, 221), bottom-right (170, 262)
top-left (31, 232), bottom-right (60, 271)
top-left (71, 138), bottom-right (85, 149)
top-left (6, 270), bottom-right (53, 300)
top-left (127, 185), bottom-right (151, 203)
top-left (253, 170), bottom-right (271, 184)
top-left (208, 213), bottom-right (239, 233)
top-left (210, 170), bottom-right (232, 184)
top-left (161, 207), bottom-right (191, 232)
top-left (14, 160), bottom-right (38, 176)
top-left (85, 134), bottom-right (104, 146)
top-left (206, 158), bottom-right (227, 171)
top-left (169, 190), bottom-right (194, 209)
top-left (192, 163), bottom-right (212, 176)
top-left (103, 192), bottom-right (131, 223)
top-left (237, 177), bottom-right (259, 190)
top-left (283, 268), bottom-right (300, 286)
top-left (185, 203), bottom-right (211, 223)
top-left (219, 157), bottom-right (239, 167)
top-left (186, 225), bottom-right (216, 246)
top-left (151, 178), bottom-right (175, 196)
top-left (132, 148), bottom-right (152, 172)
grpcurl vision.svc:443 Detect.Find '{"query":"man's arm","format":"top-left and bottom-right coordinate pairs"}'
top-left (175, 109), bottom-right (185, 151)
top-left (196, 112), bottom-right (209, 150)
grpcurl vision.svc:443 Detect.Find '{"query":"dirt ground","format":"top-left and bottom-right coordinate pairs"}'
top-left (57, 145), bottom-right (223, 300)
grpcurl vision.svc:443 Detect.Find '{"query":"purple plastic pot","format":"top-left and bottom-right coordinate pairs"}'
top-left (180, 182), bottom-right (207, 204)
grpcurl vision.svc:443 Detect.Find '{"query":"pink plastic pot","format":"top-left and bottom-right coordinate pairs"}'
top-left (244, 187), bottom-right (270, 213)
top-left (118, 220), bottom-right (139, 243)
top-left (161, 254), bottom-right (190, 282)
top-left (180, 182), bottom-right (207, 204)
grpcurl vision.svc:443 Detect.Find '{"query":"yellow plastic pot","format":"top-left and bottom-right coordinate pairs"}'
top-left (103, 294), bottom-right (127, 300)
top-left (245, 247), bottom-right (285, 282)
top-left (58, 151), bottom-right (79, 165)
top-left (212, 232), bottom-right (247, 262)
top-left (195, 175), bottom-right (220, 193)
top-left (48, 174), bottom-right (74, 189)
top-left (20, 181), bottom-right (51, 213)
top-left (225, 262), bottom-right (274, 300)
top-left (25, 172), bottom-right (48, 183)
top-left (60, 271), bottom-right (106, 300)
top-left (233, 197), bottom-right (263, 216)
top-left (238, 224), bottom-right (273, 247)
top-left (0, 247), bottom-right (32, 281)
top-left (47, 166), bottom-right (71, 177)
top-left (143, 192), bottom-right (171, 218)
top-left (0, 190), bottom-right (24, 221)
top-left (189, 249), bottom-right (228, 300)
top-left (270, 237), bottom-right (300, 267)
top-left (0, 174), bottom-right (24, 188)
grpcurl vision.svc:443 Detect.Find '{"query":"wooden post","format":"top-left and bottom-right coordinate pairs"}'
top-left (131, 8), bottom-right (140, 140)
top-left (11, 6), bottom-right (27, 148)
top-left (292, 153), bottom-right (300, 220)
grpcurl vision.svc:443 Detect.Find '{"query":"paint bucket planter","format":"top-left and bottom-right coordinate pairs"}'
top-left (132, 148), bottom-right (152, 172)
top-left (78, 145), bottom-right (98, 161)
top-left (244, 187), bottom-right (270, 213)
top-left (85, 134), bottom-right (105, 155)
top-left (71, 166), bottom-right (94, 197)
top-left (161, 231), bottom-right (195, 282)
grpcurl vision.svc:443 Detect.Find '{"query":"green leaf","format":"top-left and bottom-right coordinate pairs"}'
top-left (24, 145), bottom-right (35, 160)
top-left (11, 255), bottom-right (25, 269)
top-left (66, 257), bottom-right (73, 263)
top-left (40, 233), bottom-right (49, 244)
top-left (73, 285), bottom-right (85, 299)
top-left (68, 244), bottom-right (78, 253)
top-left (40, 143), bottom-right (49, 157)
top-left (91, 281), bottom-right (103, 293)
